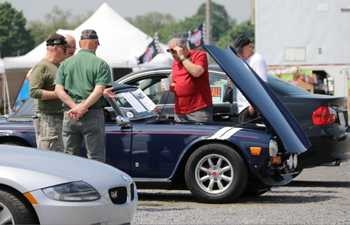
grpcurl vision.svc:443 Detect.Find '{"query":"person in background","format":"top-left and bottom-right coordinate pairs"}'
top-left (64, 34), bottom-right (76, 57)
top-left (55, 29), bottom-right (112, 162)
top-left (29, 33), bottom-right (67, 151)
top-left (232, 35), bottom-right (268, 122)
top-left (291, 71), bottom-right (314, 92)
top-left (167, 37), bottom-right (212, 123)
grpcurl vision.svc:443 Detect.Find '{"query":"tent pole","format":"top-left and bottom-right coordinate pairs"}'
top-left (2, 72), bottom-right (12, 114)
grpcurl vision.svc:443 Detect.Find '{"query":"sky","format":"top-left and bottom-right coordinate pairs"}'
top-left (4, 0), bottom-right (251, 22)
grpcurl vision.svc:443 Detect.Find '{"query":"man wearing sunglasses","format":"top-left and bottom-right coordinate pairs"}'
top-left (167, 37), bottom-right (212, 123)
top-left (29, 33), bottom-right (67, 151)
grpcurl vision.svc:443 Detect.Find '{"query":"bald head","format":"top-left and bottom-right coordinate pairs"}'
top-left (79, 39), bottom-right (99, 52)
top-left (64, 34), bottom-right (76, 57)
top-left (168, 38), bottom-right (188, 50)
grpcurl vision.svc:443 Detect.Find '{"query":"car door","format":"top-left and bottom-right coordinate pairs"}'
top-left (105, 118), bottom-right (133, 175)
top-left (129, 122), bottom-right (194, 179)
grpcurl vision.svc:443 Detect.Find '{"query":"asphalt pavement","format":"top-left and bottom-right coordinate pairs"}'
top-left (133, 161), bottom-right (350, 225)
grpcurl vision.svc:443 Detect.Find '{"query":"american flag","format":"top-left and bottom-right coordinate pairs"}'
top-left (137, 39), bottom-right (159, 64)
top-left (188, 24), bottom-right (204, 49)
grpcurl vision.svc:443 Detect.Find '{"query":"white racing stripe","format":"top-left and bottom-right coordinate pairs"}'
top-left (208, 127), bottom-right (241, 140)
top-left (208, 127), bottom-right (232, 139)
top-left (220, 128), bottom-right (242, 140)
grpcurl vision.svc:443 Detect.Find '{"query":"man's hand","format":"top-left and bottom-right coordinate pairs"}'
top-left (169, 83), bottom-right (175, 92)
top-left (103, 87), bottom-right (114, 98)
top-left (173, 46), bottom-right (185, 59)
top-left (248, 105), bottom-right (255, 116)
top-left (68, 102), bottom-right (88, 120)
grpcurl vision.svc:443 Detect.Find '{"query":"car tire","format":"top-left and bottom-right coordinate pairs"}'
top-left (0, 190), bottom-right (38, 224)
top-left (185, 143), bottom-right (248, 203)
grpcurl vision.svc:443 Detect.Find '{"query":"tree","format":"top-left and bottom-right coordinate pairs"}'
top-left (127, 12), bottom-right (175, 37)
top-left (28, 6), bottom-right (91, 45)
top-left (195, 2), bottom-right (235, 42)
top-left (0, 2), bottom-right (34, 57)
top-left (127, 2), bottom-right (234, 44)
top-left (217, 21), bottom-right (254, 48)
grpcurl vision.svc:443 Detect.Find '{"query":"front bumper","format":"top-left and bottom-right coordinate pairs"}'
top-left (30, 187), bottom-right (138, 225)
top-left (249, 153), bottom-right (300, 186)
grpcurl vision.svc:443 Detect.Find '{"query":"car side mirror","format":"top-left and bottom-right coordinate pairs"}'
top-left (115, 115), bottom-right (130, 128)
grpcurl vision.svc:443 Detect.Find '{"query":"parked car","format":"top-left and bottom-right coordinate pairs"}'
top-left (117, 67), bottom-right (349, 169)
top-left (0, 46), bottom-right (310, 203)
top-left (0, 145), bottom-right (137, 225)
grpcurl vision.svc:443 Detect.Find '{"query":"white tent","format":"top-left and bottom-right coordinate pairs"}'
top-left (0, 59), bottom-right (4, 74)
top-left (1, 2), bottom-right (172, 108)
top-left (4, 2), bottom-right (171, 69)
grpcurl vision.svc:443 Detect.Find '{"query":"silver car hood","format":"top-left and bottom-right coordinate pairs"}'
top-left (0, 145), bottom-right (131, 192)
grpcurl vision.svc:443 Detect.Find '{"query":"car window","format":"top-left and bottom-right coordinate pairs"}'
top-left (126, 71), bottom-right (237, 105)
top-left (209, 71), bottom-right (236, 104)
top-left (267, 75), bottom-right (311, 96)
top-left (9, 98), bottom-right (34, 118)
top-left (127, 74), bottom-right (169, 104)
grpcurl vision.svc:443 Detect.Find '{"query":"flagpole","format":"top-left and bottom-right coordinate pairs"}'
top-left (205, 0), bottom-right (212, 44)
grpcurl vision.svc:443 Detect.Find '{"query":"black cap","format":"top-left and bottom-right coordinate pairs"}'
top-left (46, 33), bottom-right (67, 46)
top-left (232, 35), bottom-right (252, 53)
top-left (80, 29), bottom-right (99, 40)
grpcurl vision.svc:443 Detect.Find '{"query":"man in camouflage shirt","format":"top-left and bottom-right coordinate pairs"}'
top-left (29, 33), bottom-right (67, 151)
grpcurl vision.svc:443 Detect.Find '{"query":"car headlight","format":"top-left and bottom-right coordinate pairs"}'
top-left (42, 181), bottom-right (100, 202)
top-left (269, 139), bottom-right (279, 157)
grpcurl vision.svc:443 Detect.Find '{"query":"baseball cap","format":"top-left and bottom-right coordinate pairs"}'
top-left (80, 29), bottom-right (99, 40)
top-left (46, 33), bottom-right (67, 46)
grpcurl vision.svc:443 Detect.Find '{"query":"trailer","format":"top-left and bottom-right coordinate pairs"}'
top-left (254, 0), bottom-right (350, 99)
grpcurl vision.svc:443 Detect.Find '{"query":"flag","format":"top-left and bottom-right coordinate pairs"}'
top-left (188, 24), bottom-right (204, 49)
top-left (137, 39), bottom-right (159, 64)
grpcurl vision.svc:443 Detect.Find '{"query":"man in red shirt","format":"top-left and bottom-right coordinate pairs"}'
top-left (167, 38), bottom-right (212, 123)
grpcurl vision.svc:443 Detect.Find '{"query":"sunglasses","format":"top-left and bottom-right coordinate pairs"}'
top-left (166, 49), bottom-right (176, 54)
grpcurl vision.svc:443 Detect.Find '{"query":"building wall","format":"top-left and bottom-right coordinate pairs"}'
top-left (255, 0), bottom-right (350, 65)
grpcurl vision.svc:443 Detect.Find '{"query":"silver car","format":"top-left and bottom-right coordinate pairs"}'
top-left (0, 145), bottom-right (137, 225)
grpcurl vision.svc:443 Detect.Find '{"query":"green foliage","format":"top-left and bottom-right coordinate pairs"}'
top-left (28, 6), bottom-right (91, 45)
top-left (217, 21), bottom-right (254, 48)
top-left (127, 12), bottom-right (175, 37)
top-left (129, 2), bottom-right (235, 44)
top-left (0, 2), bottom-right (34, 57)
top-left (196, 2), bottom-right (235, 42)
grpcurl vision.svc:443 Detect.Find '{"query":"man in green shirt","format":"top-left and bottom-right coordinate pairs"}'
top-left (29, 33), bottom-right (67, 151)
top-left (55, 29), bottom-right (112, 162)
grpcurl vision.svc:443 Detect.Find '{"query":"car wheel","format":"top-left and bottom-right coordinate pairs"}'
top-left (185, 143), bottom-right (248, 203)
top-left (0, 190), bottom-right (38, 224)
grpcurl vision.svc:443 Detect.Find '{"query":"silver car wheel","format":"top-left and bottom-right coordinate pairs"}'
top-left (0, 202), bottom-right (14, 225)
top-left (195, 153), bottom-right (234, 194)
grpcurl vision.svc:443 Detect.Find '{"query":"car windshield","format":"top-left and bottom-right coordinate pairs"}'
top-left (108, 87), bottom-right (157, 121)
top-left (267, 76), bottom-right (310, 96)
top-left (7, 98), bottom-right (34, 120)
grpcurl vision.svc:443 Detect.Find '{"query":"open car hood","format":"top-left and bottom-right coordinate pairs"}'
top-left (204, 45), bottom-right (311, 154)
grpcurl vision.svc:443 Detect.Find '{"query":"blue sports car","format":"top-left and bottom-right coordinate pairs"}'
top-left (0, 46), bottom-right (310, 203)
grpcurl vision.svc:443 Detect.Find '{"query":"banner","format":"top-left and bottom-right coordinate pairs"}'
top-left (187, 24), bottom-right (204, 49)
top-left (137, 39), bottom-right (159, 64)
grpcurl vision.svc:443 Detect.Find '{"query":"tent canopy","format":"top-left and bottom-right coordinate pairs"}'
top-left (4, 2), bottom-right (171, 69)
top-left (0, 59), bottom-right (4, 74)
